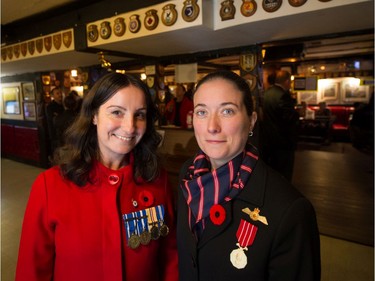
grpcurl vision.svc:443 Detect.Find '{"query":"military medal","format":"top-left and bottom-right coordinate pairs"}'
top-left (123, 212), bottom-right (139, 249)
top-left (128, 233), bottom-right (141, 249)
top-left (230, 219), bottom-right (258, 269)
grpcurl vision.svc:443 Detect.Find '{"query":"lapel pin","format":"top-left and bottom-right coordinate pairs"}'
top-left (242, 207), bottom-right (268, 225)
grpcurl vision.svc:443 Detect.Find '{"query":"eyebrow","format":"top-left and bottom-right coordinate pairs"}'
top-left (106, 105), bottom-right (147, 111)
top-left (194, 102), bottom-right (239, 109)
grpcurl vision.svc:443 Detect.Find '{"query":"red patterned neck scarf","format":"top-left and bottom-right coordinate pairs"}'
top-left (181, 144), bottom-right (259, 233)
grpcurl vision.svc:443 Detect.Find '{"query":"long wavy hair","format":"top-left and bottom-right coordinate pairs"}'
top-left (53, 72), bottom-right (162, 186)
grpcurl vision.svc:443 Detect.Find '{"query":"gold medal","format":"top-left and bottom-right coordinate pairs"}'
top-left (150, 224), bottom-right (160, 240)
top-left (140, 231), bottom-right (151, 245)
top-left (128, 234), bottom-right (141, 249)
top-left (160, 224), bottom-right (169, 237)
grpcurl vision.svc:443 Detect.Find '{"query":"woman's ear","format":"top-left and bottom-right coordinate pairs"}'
top-left (93, 114), bottom-right (98, 125)
top-left (249, 111), bottom-right (257, 131)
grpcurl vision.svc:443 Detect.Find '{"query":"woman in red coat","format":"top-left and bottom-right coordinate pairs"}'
top-left (16, 73), bottom-right (178, 281)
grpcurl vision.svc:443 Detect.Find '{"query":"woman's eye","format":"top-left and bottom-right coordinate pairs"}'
top-left (194, 110), bottom-right (206, 117)
top-left (135, 112), bottom-right (146, 120)
top-left (222, 108), bottom-right (235, 115)
top-left (112, 110), bottom-right (122, 116)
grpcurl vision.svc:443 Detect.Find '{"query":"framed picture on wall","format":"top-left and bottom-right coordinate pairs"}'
top-left (23, 101), bottom-right (36, 121)
top-left (342, 80), bottom-right (369, 102)
top-left (22, 82), bottom-right (36, 100)
top-left (321, 82), bottom-right (338, 101)
top-left (2, 86), bottom-right (21, 115)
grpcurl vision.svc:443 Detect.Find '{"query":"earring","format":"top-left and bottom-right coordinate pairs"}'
top-left (248, 131), bottom-right (253, 137)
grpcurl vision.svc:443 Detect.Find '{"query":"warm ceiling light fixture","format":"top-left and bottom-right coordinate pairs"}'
top-left (98, 51), bottom-right (112, 70)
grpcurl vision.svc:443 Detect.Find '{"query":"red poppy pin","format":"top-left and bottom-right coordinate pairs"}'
top-left (138, 190), bottom-right (154, 207)
top-left (209, 204), bottom-right (226, 225)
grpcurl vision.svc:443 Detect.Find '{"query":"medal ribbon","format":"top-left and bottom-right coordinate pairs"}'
top-left (123, 212), bottom-right (136, 241)
top-left (156, 205), bottom-right (165, 225)
top-left (236, 219), bottom-right (258, 248)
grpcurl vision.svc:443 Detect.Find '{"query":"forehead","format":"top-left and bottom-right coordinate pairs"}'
top-left (102, 85), bottom-right (146, 106)
top-left (194, 78), bottom-right (242, 104)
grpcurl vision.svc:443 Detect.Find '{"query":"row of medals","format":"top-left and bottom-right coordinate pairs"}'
top-left (128, 220), bottom-right (169, 249)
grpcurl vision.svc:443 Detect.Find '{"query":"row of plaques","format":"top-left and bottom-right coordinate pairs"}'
top-left (1, 31), bottom-right (72, 61)
top-left (87, 1), bottom-right (200, 42)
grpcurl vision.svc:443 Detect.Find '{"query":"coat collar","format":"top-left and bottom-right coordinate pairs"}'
top-left (197, 159), bottom-right (268, 248)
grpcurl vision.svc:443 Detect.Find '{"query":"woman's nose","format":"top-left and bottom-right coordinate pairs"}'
top-left (121, 116), bottom-right (135, 133)
top-left (207, 115), bottom-right (220, 134)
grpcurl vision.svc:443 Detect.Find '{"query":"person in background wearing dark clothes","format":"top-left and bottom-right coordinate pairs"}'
top-left (260, 70), bottom-right (299, 181)
top-left (69, 90), bottom-right (83, 113)
top-left (177, 70), bottom-right (320, 281)
top-left (54, 93), bottom-right (78, 148)
top-left (45, 87), bottom-right (64, 157)
top-left (165, 84), bottom-right (194, 128)
top-left (350, 92), bottom-right (374, 154)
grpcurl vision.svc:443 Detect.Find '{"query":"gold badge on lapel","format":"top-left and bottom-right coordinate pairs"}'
top-left (242, 207), bottom-right (268, 225)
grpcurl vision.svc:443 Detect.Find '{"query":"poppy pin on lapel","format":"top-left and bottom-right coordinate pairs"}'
top-left (242, 207), bottom-right (268, 225)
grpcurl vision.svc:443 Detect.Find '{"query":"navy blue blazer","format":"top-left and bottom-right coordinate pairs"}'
top-left (177, 158), bottom-right (321, 281)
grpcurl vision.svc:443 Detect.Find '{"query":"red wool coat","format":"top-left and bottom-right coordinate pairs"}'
top-left (15, 161), bottom-right (178, 281)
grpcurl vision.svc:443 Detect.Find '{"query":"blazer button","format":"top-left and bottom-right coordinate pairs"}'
top-left (108, 174), bottom-right (120, 185)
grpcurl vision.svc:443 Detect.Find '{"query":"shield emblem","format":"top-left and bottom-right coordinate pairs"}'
top-left (1, 48), bottom-right (7, 61)
top-left (240, 53), bottom-right (257, 72)
top-left (13, 44), bottom-right (20, 58)
top-left (129, 15), bottom-right (141, 33)
top-left (28, 41), bottom-right (35, 55)
top-left (87, 24), bottom-right (99, 42)
top-left (114, 17), bottom-right (126, 37)
top-left (53, 34), bottom-right (62, 50)
top-left (144, 9), bottom-right (159, 31)
top-left (21, 43), bottom-right (27, 56)
top-left (146, 76), bottom-right (155, 88)
top-left (36, 38), bottom-right (43, 53)
top-left (162, 4), bottom-right (178, 26)
top-left (182, 0), bottom-right (200, 22)
top-left (6, 47), bottom-right (13, 60)
top-left (241, 0), bottom-right (257, 17)
top-left (220, 0), bottom-right (236, 21)
top-left (44, 36), bottom-right (52, 52)
top-left (63, 31), bottom-right (72, 48)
